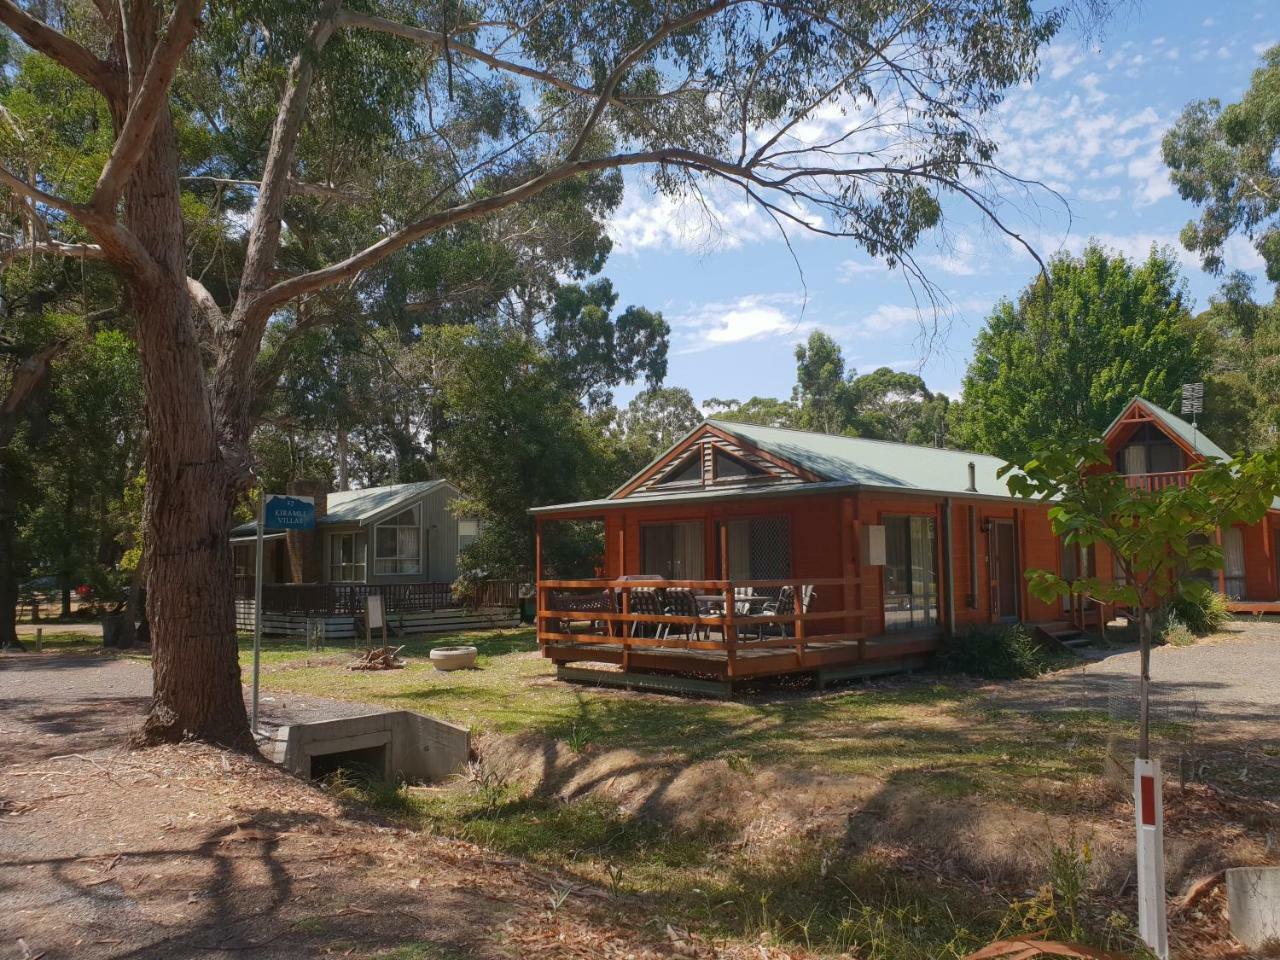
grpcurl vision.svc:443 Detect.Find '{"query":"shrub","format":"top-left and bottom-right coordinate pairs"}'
top-left (1161, 617), bottom-right (1197, 648)
top-left (940, 625), bottom-right (1053, 680)
top-left (1169, 589), bottom-right (1230, 636)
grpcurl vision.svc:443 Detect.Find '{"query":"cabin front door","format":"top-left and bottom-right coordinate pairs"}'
top-left (989, 519), bottom-right (1019, 621)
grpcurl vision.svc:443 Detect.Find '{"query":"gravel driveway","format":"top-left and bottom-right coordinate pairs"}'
top-left (0, 652), bottom-right (376, 762)
top-left (993, 620), bottom-right (1280, 725)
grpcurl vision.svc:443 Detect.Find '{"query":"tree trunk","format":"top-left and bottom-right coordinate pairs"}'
top-left (1137, 606), bottom-right (1151, 761)
top-left (119, 16), bottom-right (252, 750)
top-left (132, 282), bottom-right (251, 750)
top-left (0, 500), bottom-right (23, 650)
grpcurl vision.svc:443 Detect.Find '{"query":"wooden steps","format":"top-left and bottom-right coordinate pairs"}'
top-left (1032, 620), bottom-right (1092, 650)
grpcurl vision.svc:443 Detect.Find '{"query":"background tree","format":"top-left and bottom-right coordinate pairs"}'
top-left (1186, 272), bottom-right (1280, 453)
top-left (0, 0), bottom-right (1092, 748)
top-left (1164, 44), bottom-right (1280, 284)
top-left (704, 395), bottom-right (800, 428)
top-left (955, 243), bottom-right (1208, 459)
top-left (793, 331), bottom-right (850, 434)
top-left (616, 386), bottom-right (703, 462)
top-left (847, 366), bottom-right (950, 445)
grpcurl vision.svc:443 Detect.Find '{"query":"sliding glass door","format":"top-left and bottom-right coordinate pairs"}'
top-left (640, 522), bottom-right (705, 579)
top-left (883, 515), bottom-right (938, 633)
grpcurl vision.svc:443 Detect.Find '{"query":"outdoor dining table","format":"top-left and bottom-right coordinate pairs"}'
top-left (694, 594), bottom-right (770, 616)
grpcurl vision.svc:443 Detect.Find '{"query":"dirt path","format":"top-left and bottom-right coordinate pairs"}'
top-left (0, 651), bottom-right (780, 960)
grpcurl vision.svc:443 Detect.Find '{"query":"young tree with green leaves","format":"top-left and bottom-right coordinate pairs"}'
top-left (0, 0), bottom-right (1099, 748)
top-left (1001, 442), bottom-right (1280, 759)
top-left (956, 244), bottom-right (1208, 459)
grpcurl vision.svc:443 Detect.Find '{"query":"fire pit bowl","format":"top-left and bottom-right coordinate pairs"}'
top-left (429, 645), bottom-right (478, 671)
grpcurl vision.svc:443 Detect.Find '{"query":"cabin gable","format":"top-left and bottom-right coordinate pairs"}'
top-left (612, 423), bottom-right (820, 500)
top-left (1103, 399), bottom-right (1201, 478)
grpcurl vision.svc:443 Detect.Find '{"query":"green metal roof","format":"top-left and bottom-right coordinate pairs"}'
top-left (530, 422), bottom-right (1027, 514)
top-left (230, 479), bottom-right (451, 537)
top-left (705, 419), bottom-right (1014, 496)
top-left (1106, 397), bottom-right (1231, 461)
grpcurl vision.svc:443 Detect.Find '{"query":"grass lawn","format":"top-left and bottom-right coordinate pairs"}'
top-left (245, 629), bottom-right (1173, 956)
top-left (12, 629), bottom-right (103, 653)
top-left (246, 628), bottom-right (1159, 807)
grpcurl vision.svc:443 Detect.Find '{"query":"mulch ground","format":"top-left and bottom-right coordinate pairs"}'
top-left (0, 653), bottom-right (818, 960)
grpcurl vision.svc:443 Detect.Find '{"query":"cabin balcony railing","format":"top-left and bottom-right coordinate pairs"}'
top-left (1122, 470), bottom-right (1194, 492)
top-left (234, 579), bottom-right (520, 615)
top-left (535, 576), bottom-right (864, 674)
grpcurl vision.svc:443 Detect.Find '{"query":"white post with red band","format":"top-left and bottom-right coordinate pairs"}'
top-left (1135, 757), bottom-right (1168, 959)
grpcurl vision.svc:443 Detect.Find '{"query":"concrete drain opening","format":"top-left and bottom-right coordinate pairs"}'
top-left (270, 710), bottom-right (469, 785)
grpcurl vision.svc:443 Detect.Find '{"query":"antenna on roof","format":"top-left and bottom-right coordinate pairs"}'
top-left (1181, 382), bottom-right (1204, 451)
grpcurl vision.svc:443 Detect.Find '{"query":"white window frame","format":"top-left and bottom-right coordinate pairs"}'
top-left (374, 505), bottom-right (422, 576)
top-left (329, 531), bottom-right (366, 583)
top-left (457, 518), bottom-right (480, 557)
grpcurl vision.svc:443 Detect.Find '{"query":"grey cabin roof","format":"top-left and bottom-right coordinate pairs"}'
top-left (231, 480), bottom-right (451, 539)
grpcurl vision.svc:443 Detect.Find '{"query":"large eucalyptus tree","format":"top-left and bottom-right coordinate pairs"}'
top-left (0, 0), bottom-right (1094, 748)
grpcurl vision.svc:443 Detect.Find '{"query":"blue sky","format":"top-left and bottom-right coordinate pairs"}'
top-left (599, 0), bottom-right (1276, 408)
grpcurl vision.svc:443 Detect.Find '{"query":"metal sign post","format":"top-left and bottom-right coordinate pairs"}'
top-left (251, 493), bottom-right (316, 738)
top-left (1135, 757), bottom-right (1169, 959)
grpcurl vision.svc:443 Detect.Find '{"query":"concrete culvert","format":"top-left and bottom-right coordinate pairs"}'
top-left (270, 711), bottom-right (470, 784)
top-left (430, 645), bottom-right (478, 671)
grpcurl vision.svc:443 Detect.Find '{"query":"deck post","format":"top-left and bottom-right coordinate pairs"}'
top-left (534, 518), bottom-right (544, 646)
top-left (620, 585), bottom-right (631, 671)
top-left (793, 580), bottom-right (805, 667)
top-left (722, 582), bottom-right (737, 678)
top-left (1216, 527), bottom-right (1227, 596)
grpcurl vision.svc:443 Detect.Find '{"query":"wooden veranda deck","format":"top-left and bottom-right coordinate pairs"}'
top-left (536, 576), bottom-right (939, 687)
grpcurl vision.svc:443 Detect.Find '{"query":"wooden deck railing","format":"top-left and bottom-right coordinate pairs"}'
top-left (235, 579), bottom-right (520, 615)
top-left (536, 576), bottom-right (864, 675)
top-left (1123, 470), bottom-right (1194, 492)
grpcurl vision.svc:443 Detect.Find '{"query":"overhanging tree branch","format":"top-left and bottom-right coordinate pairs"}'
top-left (90, 0), bottom-right (202, 214)
top-left (0, 1), bottom-right (123, 104)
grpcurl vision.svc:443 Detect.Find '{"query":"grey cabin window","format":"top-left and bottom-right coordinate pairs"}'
top-left (374, 506), bottom-right (421, 575)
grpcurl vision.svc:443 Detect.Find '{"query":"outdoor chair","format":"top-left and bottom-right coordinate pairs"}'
top-left (661, 588), bottom-right (708, 643)
top-left (627, 588), bottom-right (665, 639)
top-left (756, 585), bottom-right (815, 640)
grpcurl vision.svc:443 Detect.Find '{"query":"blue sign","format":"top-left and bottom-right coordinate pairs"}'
top-left (263, 494), bottom-right (316, 531)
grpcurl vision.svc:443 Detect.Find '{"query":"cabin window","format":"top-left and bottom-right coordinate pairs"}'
top-left (882, 516), bottom-right (938, 632)
top-left (1117, 424), bottom-right (1183, 474)
top-left (373, 506), bottom-right (421, 575)
top-left (712, 449), bottom-right (767, 482)
top-left (656, 454), bottom-right (702, 486)
top-left (330, 532), bottom-right (366, 583)
top-left (457, 519), bottom-right (480, 557)
top-left (1223, 527), bottom-right (1246, 599)
top-left (640, 522), bottom-right (705, 579)
top-left (722, 516), bottom-right (791, 580)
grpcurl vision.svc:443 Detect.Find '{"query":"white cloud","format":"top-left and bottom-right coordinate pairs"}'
top-left (1128, 145), bottom-right (1173, 206)
top-left (1042, 43), bottom-right (1085, 80)
top-left (609, 188), bottom-right (778, 255)
top-left (1202, 17), bottom-right (1215, 27)
top-left (837, 259), bottom-right (889, 280)
top-left (671, 293), bottom-right (814, 352)
top-left (1078, 72), bottom-right (1107, 104)
top-left (1253, 39), bottom-right (1278, 55)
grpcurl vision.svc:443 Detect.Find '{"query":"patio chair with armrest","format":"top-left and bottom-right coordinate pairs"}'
top-left (627, 588), bottom-right (665, 639)
top-left (662, 588), bottom-right (708, 643)
top-left (756, 585), bottom-right (816, 640)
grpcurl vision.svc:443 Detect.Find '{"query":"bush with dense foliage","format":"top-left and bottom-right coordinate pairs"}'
top-left (1168, 589), bottom-right (1231, 636)
top-left (940, 625), bottom-right (1055, 680)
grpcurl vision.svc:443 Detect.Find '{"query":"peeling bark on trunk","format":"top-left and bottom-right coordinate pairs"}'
top-left (120, 35), bottom-right (251, 749)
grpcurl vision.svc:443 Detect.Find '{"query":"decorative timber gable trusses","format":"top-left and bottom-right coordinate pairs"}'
top-left (611, 422), bottom-right (821, 500)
